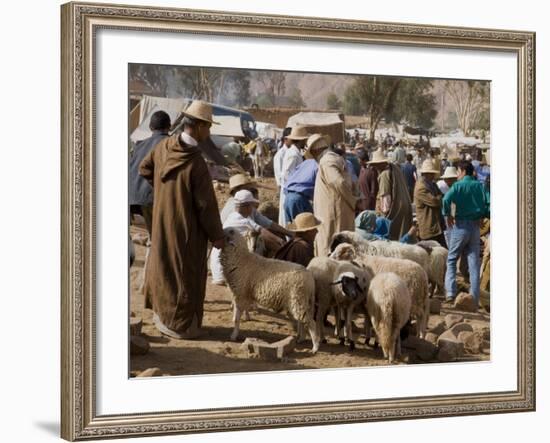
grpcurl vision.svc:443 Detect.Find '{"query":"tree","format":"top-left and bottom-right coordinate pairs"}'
top-left (343, 85), bottom-right (362, 115)
top-left (255, 71), bottom-right (286, 104)
top-left (226, 70), bottom-right (251, 107)
top-left (326, 92), bottom-right (342, 110)
top-left (288, 87), bottom-right (306, 108)
top-left (344, 76), bottom-right (401, 142)
top-left (444, 80), bottom-right (490, 135)
top-left (129, 64), bottom-right (170, 96)
top-left (343, 76), bottom-right (437, 142)
top-left (386, 79), bottom-right (437, 129)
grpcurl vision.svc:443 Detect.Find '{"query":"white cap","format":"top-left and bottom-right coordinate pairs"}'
top-left (233, 189), bottom-right (259, 205)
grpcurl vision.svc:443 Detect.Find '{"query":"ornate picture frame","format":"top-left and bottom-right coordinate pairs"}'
top-left (61, 1), bottom-right (535, 440)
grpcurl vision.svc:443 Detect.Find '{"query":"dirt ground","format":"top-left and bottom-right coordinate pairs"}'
top-left (129, 177), bottom-right (490, 377)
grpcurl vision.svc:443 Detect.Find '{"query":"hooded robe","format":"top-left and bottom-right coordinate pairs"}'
top-left (139, 133), bottom-right (224, 334)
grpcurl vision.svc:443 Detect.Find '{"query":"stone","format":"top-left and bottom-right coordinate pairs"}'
top-left (430, 298), bottom-right (442, 315)
top-left (437, 336), bottom-right (465, 362)
top-left (454, 293), bottom-right (478, 312)
top-left (445, 314), bottom-right (464, 329)
top-left (242, 336), bottom-right (296, 361)
top-left (481, 326), bottom-right (491, 341)
top-left (449, 322), bottom-right (474, 337)
top-left (136, 367), bottom-right (162, 377)
top-left (425, 332), bottom-right (439, 346)
top-left (462, 331), bottom-right (484, 354)
top-left (132, 233), bottom-right (149, 246)
top-left (130, 317), bottom-right (143, 336)
top-left (130, 335), bottom-right (150, 356)
top-left (429, 320), bottom-right (447, 336)
top-left (402, 336), bottom-right (438, 362)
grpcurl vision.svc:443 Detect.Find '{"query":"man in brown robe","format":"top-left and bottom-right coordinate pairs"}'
top-left (369, 148), bottom-right (413, 241)
top-left (414, 159), bottom-right (446, 247)
top-left (274, 212), bottom-right (321, 267)
top-left (357, 149), bottom-right (378, 210)
top-left (313, 135), bottom-right (358, 256)
top-left (139, 100), bottom-right (225, 339)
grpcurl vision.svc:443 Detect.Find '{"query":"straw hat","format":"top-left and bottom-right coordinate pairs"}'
top-left (288, 212), bottom-right (322, 232)
top-left (306, 133), bottom-right (330, 152)
top-left (233, 190), bottom-right (259, 206)
top-left (440, 166), bottom-right (458, 179)
top-left (229, 174), bottom-right (257, 193)
top-left (285, 125), bottom-right (309, 141)
top-left (367, 148), bottom-right (389, 164)
top-left (420, 159), bottom-right (440, 174)
top-left (181, 100), bottom-right (219, 125)
top-left (485, 149), bottom-right (491, 166)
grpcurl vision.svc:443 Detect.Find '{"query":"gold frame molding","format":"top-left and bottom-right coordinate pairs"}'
top-left (61, 2), bottom-right (536, 440)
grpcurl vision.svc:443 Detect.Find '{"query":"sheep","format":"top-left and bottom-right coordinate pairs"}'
top-left (366, 272), bottom-right (411, 364)
top-left (330, 231), bottom-right (430, 273)
top-left (330, 243), bottom-right (430, 339)
top-left (307, 257), bottom-right (372, 351)
top-left (417, 240), bottom-right (448, 298)
top-left (220, 227), bottom-right (320, 353)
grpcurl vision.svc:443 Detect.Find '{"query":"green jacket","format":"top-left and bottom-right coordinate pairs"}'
top-left (442, 175), bottom-right (490, 220)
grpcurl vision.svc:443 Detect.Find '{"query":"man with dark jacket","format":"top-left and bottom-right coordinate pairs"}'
top-left (129, 110), bottom-right (171, 235)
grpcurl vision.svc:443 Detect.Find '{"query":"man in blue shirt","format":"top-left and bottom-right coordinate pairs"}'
top-left (283, 134), bottom-right (329, 223)
top-left (400, 153), bottom-right (417, 200)
top-left (443, 160), bottom-right (490, 309)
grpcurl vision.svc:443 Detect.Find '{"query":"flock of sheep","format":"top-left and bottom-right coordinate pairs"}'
top-left (219, 228), bottom-right (449, 364)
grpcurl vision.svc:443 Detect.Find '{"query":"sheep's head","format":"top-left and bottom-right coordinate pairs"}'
top-left (329, 243), bottom-right (357, 262)
top-left (332, 271), bottom-right (363, 301)
top-left (223, 227), bottom-right (247, 250)
top-left (329, 230), bottom-right (364, 253)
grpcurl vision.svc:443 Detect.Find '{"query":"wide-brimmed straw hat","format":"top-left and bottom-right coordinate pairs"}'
top-left (288, 212), bottom-right (322, 232)
top-left (367, 148), bottom-right (389, 164)
top-left (181, 100), bottom-right (219, 125)
top-left (285, 125), bottom-right (309, 141)
top-left (229, 174), bottom-right (257, 192)
top-left (306, 133), bottom-right (330, 152)
top-left (440, 166), bottom-right (459, 179)
top-left (420, 159), bottom-right (440, 174)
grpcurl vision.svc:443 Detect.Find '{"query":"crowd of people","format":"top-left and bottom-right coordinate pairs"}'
top-left (129, 99), bottom-right (491, 341)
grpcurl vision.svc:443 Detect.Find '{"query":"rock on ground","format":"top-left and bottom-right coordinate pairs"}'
top-left (454, 293), bottom-right (478, 312)
top-left (136, 367), bottom-right (162, 377)
top-left (130, 317), bottom-right (143, 336)
top-left (402, 336), bottom-right (438, 362)
top-left (445, 314), bottom-right (464, 329)
top-left (242, 336), bottom-right (296, 361)
top-left (429, 320), bottom-right (447, 336)
top-left (130, 335), bottom-right (150, 356)
top-left (430, 298), bottom-right (442, 315)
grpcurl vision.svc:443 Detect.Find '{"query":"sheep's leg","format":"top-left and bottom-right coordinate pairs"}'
top-left (296, 321), bottom-right (306, 343)
top-left (230, 304), bottom-right (242, 341)
top-left (346, 305), bottom-right (355, 351)
top-left (307, 318), bottom-right (320, 354)
top-left (316, 303), bottom-right (328, 344)
top-left (335, 306), bottom-right (346, 346)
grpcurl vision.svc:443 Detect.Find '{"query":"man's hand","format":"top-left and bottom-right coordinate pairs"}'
top-left (446, 216), bottom-right (455, 228)
top-left (212, 238), bottom-right (225, 250)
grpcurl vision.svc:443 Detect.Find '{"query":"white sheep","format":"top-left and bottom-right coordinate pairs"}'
top-left (416, 240), bottom-right (448, 298)
top-left (330, 243), bottom-right (430, 339)
top-left (307, 257), bottom-right (372, 350)
top-left (366, 272), bottom-right (411, 364)
top-left (220, 227), bottom-right (320, 353)
top-left (330, 231), bottom-right (430, 273)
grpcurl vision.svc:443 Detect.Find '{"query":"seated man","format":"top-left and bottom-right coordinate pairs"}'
top-left (355, 210), bottom-right (418, 244)
top-left (221, 173), bottom-right (292, 254)
top-left (274, 212), bottom-right (321, 267)
top-left (211, 190), bottom-right (283, 285)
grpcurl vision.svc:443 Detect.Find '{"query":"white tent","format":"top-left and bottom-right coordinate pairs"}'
top-left (287, 112), bottom-right (343, 127)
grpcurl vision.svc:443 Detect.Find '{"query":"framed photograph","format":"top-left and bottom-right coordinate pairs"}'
top-left (61, 1), bottom-right (535, 440)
